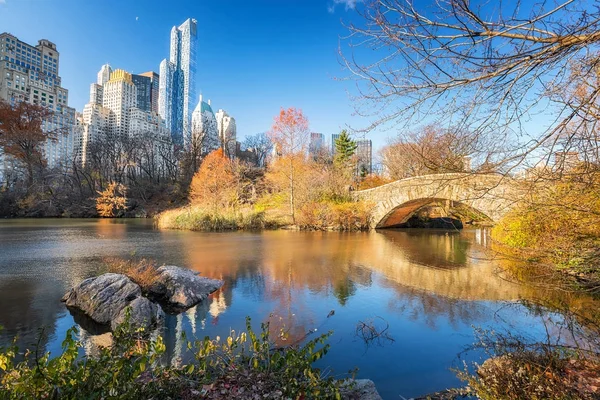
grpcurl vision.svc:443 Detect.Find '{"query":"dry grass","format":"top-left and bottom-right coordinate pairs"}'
top-left (463, 352), bottom-right (600, 400)
top-left (106, 258), bottom-right (161, 292)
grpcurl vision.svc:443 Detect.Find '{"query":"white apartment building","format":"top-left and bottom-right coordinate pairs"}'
top-left (215, 109), bottom-right (237, 158)
top-left (0, 32), bottom-right (80, 184)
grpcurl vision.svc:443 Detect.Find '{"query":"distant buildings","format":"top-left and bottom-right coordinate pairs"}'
top-left (132, 72), bottom-right (159, 114)
top-left (159, 18), bottom-right (197, 147)
top-left (331, 133), bottom-right (340, 155)
top-left (216, 109), bottom-right (237, 158)
top-left (356, 139), bottom-right (373, 175)
top-left (309, 132), bottom-right (325, 156)
top-left (81, 65), bottom-right (169, 165)
top-left (191, 95), bottom-right (220, 156)
top-left (0, 32), bottom-right (80, 183)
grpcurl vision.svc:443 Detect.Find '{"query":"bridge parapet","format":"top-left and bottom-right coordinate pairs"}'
top-left (353, 173), bottom-right (520, 228)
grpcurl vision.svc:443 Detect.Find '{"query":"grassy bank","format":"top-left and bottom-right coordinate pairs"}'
top-left (156, 200), bottom-right (373, 232)
top-left (156, 206), bottom-right (281, 231)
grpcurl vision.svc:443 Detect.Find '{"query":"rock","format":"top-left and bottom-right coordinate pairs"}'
top-left (341, 379), bottom-right (383, 400)
top-left (147, 265), bottom-right (223, 313)
top-left (62, 273), bottom-right (163, 331)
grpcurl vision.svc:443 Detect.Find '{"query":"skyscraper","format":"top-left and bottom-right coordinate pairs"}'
top-left (309, 132), bottom-right (325, 156)
top-left (356, 139), bottom-right (373, 175)
top-left (158, 18), bottom-right (197, 147)
top-left (215, 109), bottom-right (237, 158)
top-left (137, 71), bottom-right (159, 114)
top-left (191, 95), bottom-right (219, 156)
top-left (102, 69), bottom-right (137, 137)
top-left (0, 33), bottom-right (80, 183)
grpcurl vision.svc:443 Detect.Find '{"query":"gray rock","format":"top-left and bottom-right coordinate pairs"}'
top-left (147, 266), bottom-right (223, 312)
top-left (62, 273), bottom-right (163, 331)
top-left (341, 379), bottom-right (383, 400)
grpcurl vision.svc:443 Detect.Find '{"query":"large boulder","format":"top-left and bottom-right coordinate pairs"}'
top-left (147, 266), bottom-right (223, 313)
top-left (61, 273), bottom-right (163, 331)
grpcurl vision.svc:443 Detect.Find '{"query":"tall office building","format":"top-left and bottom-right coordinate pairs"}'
top-left (158, 18), bottom-right (197, 147)
top-left (102, 69), bottom-right (137, 138)
top-left (331, 133), bottom-right (340, 155)
top-left (97, 64), bottom-right (112, 85)
top-left (215, 109), bottom-right (236, 158)
top-left (0, 33), bottom-right (80, 183)
top-left (137, 71), bottom-right (159, 114)
top-left (309, 132), bottom-right (325, 156)
top-left (356, 139), bottom-right (373, 175)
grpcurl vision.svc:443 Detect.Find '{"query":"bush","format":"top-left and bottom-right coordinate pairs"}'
top-left (0, 313), bottom-right (346, 399)
top-left (297, 201), bottom-right (372, 231)
top-left (107, 258), bottom-right (161, 293)
top-left (492, 170), bottom-right (600, 283)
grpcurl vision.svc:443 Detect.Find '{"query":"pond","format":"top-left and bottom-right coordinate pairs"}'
top-left (0, 219), bottom-right (586, 398)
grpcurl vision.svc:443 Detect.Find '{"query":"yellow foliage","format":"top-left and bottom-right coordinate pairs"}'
top-left (493, 170), bottom-right (600, 268)
top-left (96, 182), bottom-right (127, 217)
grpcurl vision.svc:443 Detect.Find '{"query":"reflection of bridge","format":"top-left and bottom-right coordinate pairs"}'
top-left (354, 173), bottom-right (518, 228)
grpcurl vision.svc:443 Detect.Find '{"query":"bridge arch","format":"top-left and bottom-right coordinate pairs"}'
top-left (353, 173), bottom-right (517, 229)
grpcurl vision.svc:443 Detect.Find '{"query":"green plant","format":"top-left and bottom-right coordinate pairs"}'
top-left (0, 313), bottom-right (345, 399)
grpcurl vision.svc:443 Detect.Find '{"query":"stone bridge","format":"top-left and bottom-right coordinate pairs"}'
top-left (354, 173), bottom-right (518, 229)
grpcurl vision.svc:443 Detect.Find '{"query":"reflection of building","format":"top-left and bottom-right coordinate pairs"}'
top-left (356, 139), bottom-right (372, 174)
top-left (309, 132), bottom-right (325, 156)
top-left (158, 18), bottom-right (197, 147)
top-left (0, 33), bottom-right (80, 181)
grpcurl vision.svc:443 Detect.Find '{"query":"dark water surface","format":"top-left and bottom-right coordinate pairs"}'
top-left (0, 219), bottom-right (581, 398)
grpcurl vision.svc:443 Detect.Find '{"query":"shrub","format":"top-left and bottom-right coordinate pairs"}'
top-left (96, 182), bottom-right (128, 218)
top-left (0, 313), bottom-right (345, 399)
top-left (107, 258), bottom-right (161, 292)
top-left (296, 201), bottom-right (372, 231)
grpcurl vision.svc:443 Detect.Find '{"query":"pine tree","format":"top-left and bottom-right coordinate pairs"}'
top-left (334, 130), bottom-right (357, 167)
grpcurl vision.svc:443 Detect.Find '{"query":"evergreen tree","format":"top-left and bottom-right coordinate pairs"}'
top-left (333, 130), bottom-right (357, 167)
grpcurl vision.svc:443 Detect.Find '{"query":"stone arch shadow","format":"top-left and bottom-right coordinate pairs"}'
top-left (375, 198), bottom-right (494, 229)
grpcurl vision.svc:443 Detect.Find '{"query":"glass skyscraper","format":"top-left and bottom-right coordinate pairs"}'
top-left (158, 18), bottom-right (197, 147)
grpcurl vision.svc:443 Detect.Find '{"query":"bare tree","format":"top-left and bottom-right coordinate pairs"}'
top-left (342, 0), bottom-right (600, 173)
top-left (381, 125), bottom-right (475, 179)
top-left (243, 132), bottom-right (273, 167)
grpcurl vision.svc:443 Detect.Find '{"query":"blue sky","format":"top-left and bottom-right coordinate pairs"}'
top-left (0, 0), bottom-right (387, 151)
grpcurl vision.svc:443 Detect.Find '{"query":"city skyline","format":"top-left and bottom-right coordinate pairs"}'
top-left (0, 0), bottom-right (382, 151)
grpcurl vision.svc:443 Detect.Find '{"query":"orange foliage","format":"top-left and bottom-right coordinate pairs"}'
top-left (96, 182), bottom-right (127, 217)
top-left (358, 175), bottom-right (391, 190)
top-left (268, 107), bottom-right (310, 156)
top-left (190, 148), bottom-right (237, 211)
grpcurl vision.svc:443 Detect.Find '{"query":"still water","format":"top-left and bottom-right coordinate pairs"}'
top-left (0, 219), bottom-right (581, 398)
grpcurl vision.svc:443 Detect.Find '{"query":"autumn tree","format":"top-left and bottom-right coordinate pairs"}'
top-left (96, 182), bottom-right (127, 217)
top-left (267, 108), bottom-right (311, 224)
top-left (190, 148), bottom-right (237, 213)
top-left (0, 100), bottom-right (62, 187)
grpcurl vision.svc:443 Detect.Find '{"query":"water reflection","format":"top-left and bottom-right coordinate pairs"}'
top-left (0, 220), bottom-right (594, 398)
